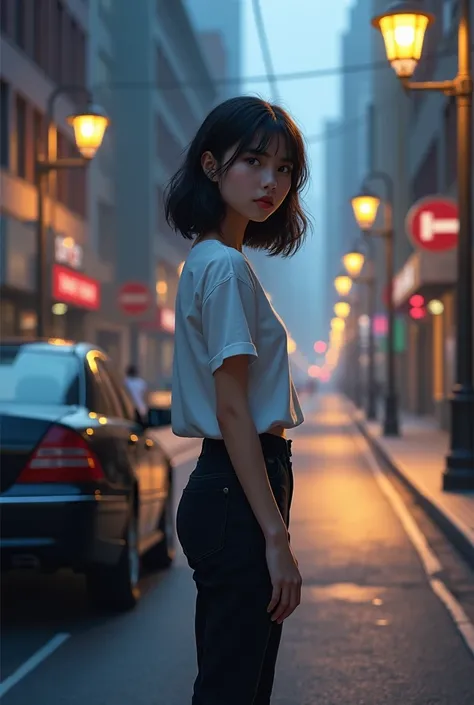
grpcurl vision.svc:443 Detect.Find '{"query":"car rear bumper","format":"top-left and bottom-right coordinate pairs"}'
top-left (0, 493), bottom-right (130, 572)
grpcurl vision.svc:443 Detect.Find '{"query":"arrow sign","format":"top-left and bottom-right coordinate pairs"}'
top-left (406, 196), bottom-right (459, 252)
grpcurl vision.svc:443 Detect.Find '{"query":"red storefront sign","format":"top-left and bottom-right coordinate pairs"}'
top-left (52, 265), bottom-right (100, 310)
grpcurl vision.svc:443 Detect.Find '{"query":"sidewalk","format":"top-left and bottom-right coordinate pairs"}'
top-left (350, 401), bottom-right (474, 566)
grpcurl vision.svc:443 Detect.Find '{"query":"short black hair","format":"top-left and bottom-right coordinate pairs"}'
top-left (164, 96), bottom-right (310, 257)
top-left (126, 364), bottom-right (138, 377)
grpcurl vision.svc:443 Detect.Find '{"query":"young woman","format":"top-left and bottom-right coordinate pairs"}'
top-left (166, 95), bottom-right (309, 705)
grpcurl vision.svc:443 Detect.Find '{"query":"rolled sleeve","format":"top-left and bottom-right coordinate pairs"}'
top-left (202, 275), bottom-right (258, 373)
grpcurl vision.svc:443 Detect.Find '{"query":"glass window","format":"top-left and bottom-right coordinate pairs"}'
top-left (32, 0), bottom-right (42, 65)
top-left (1, 0), bottom-right (10, 35)
top-left (0, 80), bottom-right (9, 168)
top-left (0, 347), bottom-right (80, 405)
top-left (15, 0), bottom-right (25, 49)
top-left (106, 364), bottom-right (137, 421)
top-left (15, 95), bottom-right (27, 179)
top-left (0, 300), bottom-right (16, 336)
top-left (95, 358), bottom-right (125, 418)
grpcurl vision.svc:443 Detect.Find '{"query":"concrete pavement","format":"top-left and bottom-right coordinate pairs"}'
top-left (1, 395), bottom-right (473, 704)
top-left (352, 402), bottom-right (474, 566)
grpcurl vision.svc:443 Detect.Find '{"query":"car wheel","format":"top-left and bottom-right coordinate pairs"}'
top-left (142, 487), bottom-right (175, 572)
top-left (86, 509), bottom-right (141, 612)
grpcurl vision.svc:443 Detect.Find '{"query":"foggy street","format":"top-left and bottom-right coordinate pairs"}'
top-left (2, 395), bottom-right (473, 705)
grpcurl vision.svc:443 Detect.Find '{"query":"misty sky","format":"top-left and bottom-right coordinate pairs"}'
top-left (241, 0), bottom-right (353, 370)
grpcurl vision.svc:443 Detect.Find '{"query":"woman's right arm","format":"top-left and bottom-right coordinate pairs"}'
top-left (214, 355), bottom-right (302, 624)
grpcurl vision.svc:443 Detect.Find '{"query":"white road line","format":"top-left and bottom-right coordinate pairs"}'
top-left (0, 633), bottom-right (70, 698)
top-left (352, 430), bottom-right (474, 659)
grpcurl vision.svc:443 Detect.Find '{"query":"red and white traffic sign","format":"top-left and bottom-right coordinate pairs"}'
top-left (118, 282), bottom-right (152, 315)
top-left (406, 196), bottom-right (458, 252)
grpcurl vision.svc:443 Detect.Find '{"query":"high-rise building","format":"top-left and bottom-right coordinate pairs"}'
top-left (110, 0), bottom-right (217, 386)
top-left (184, 0), bottom-right (242, 100)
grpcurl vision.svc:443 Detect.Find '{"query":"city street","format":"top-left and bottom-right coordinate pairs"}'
top-left (1, 395), bottom-right (474, 705)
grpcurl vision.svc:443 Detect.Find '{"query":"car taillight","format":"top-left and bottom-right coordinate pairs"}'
top-left (18, 425), bottom-right (105, 483)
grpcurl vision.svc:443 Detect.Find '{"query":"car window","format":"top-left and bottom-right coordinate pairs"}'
top-left (105, 365), bottom-right (137, 421)
top-left (95, 359), bottom-right (125, 419)
top-left (85, 355), bottom-right (123, 418)
top-left (85, 364), bottom-right (113, 416)
top-left (0, 346), bottom-right (80, 405)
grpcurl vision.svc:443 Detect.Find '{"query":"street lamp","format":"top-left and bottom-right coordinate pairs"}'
top-left (373, 0), bottom-right (473, 484)
top-left (67, 104), bottom-right (109, 159)
top-left (351, 191), bottom-right (381, 231)
top-left (351, 175), bottom-right (399, 436)
top-left (331, 317), bottom-right (346, 332)
top-left (342, 244), bottom-right (365, 279)
top-left (343, 239), bottom-right (377, 421)
top-left (372, 1), bottom-right (434, 78)
top-left (334, 301), bottom-right (351, 319)
top-left (334, 273), bottom-right (353, 297)
top-left (36, 87), bottom-right (109, 337)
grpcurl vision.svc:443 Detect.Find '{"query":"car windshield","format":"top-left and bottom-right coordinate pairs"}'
top-left (0, 346), bottom-right (80, 405)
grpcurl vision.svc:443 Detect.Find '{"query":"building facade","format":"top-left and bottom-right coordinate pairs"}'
top-left (0, 0), bottom-right (95, 342)
top-left (110, 0), bottom-right (217, 388)
top-left (374, 0), bottom-right (474, 429)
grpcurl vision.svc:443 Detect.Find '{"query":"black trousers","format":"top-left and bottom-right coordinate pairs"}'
top-left (176, 433), bottom-right (294, 705)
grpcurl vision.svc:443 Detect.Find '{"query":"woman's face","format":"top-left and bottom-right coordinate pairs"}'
top-left (203, 135), bottom-right (294, 222)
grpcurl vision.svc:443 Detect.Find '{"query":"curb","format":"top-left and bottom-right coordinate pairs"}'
top-left (353, 415), bottom-right (474, 569)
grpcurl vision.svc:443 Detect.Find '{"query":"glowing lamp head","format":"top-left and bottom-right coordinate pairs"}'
top-left (428, 299), bottom-right (444, 316)
top-left (351, 190), bottom-right (381, 231)
top-left (372, 1), bottom-right (434, 79)
top-left (343, 248), bottom-right (365, 278)
top-left (334, 301), bottom-right (351, 319)
top-left (334, 274), bottom-right (353, 297)
top-left (331, 317), bottom-right (346, 332)
top-left (67, 104), bottom-right (110, 159)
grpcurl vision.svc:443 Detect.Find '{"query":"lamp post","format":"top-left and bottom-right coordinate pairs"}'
top-left (351, 176), bottom-right (400, 436)
top-left (343, 240), bottom-right (377, 420)
top-left (372, 0), bottom-right (473, 486)
top-left (36, 86), bottom-right (109, 338)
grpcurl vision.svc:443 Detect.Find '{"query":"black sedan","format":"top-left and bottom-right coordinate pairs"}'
top-left (0, 339), bottom-right (174, 611)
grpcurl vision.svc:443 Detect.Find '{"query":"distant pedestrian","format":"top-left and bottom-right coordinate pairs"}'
top-left (124, 364), bottom-right (148, 420)
top-left (166, 95), bottom-right (309, 704)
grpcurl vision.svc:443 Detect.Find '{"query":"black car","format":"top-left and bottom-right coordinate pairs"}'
top-left (0, 339), bottom-right (174, 611)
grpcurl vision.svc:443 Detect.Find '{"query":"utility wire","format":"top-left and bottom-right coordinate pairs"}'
top-left (93, 45), bottom-right (473, 94)
top-left (252, 0), bottom-right (280, 102)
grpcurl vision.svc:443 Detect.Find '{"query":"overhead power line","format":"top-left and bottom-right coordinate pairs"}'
top-left (93, 45), bottom-right (473, 94)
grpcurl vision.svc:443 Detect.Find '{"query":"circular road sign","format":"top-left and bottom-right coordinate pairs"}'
top-left (118, 282), bottom-right (152, 315)
top-left (406, 196), bottom-right (459, 252)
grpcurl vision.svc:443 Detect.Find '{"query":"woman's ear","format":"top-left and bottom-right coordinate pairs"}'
top-left (201, 151), bottom-right (218, 182)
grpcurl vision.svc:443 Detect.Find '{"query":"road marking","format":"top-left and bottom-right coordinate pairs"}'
top-left (0, 633), bottom-right (70, 698)
top-left (352, 430), bottom-right (474, 659)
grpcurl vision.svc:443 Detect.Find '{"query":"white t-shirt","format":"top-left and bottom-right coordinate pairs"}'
top-left (125, 376), bottom-right (148, 418)
top-left (171, 239), bottom-right (304, 438)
